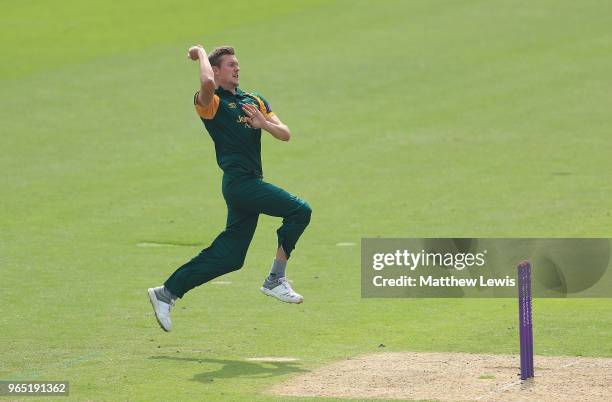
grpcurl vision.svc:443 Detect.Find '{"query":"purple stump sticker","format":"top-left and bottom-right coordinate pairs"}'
top-left (518, 260), bottom-right (534, 379)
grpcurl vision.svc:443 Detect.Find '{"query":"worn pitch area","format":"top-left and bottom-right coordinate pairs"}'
top-left (269, 352), bottom-right (612, 401)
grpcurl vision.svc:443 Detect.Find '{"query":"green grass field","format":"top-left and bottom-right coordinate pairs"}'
top-left (2, 0), bottom-right (611, 400)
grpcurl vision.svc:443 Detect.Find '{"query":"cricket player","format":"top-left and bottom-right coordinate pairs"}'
top-left (147, 45), bottom-right (312, 332)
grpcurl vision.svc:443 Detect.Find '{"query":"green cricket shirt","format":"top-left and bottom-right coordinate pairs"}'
top-left (194, 87), bottom-right (274, 177)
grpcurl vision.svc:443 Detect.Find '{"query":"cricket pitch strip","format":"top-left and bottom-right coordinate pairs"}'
top-left (268, 352), bottom-right (612, 401)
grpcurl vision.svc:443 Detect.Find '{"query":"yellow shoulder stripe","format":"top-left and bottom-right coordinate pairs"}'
top-left (250, 95), bottom-right (272, 117)
top-left (254, 96), bottom-right (267, 114)
top-left (195, 94), bottom-right (220, 119)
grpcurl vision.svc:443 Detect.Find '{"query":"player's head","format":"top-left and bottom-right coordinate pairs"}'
top-left (209, 46), bottom-right (239, 88)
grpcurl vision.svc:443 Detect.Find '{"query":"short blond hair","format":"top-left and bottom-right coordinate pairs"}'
top-left (208, 46), bottom-right (235, 67)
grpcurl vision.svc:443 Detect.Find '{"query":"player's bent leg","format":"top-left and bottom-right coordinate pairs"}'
top-left (226, 178), bottom-right (312, 258)
top-left (263, 200), bottom-right (311, 303)
top-left (225, 178), bottom-right (312, 303)
top-left (163, 209), bottom-right (258, 298)
top-left (276, 200), bottom-right (312, 258)
top-left (222, 177), bottom-right (312, 302)
top-left (148, 208), bottom-right (257, 331)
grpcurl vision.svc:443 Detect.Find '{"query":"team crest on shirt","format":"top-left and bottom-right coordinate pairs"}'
top-left (228, 102), bottom-right (237, 109)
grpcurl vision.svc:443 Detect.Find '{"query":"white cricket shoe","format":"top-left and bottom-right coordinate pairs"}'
top-left (260, 277), bottom-right (304, 304)
top-left (148, 287), bottom-right (174, 332)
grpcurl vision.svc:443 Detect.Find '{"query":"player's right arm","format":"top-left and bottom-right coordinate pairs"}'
top-left (187, 45), bottom-right (215, 107)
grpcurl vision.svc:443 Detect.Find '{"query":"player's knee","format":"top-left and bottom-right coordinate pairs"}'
top-left (227, 253), bottom-right (247, 272)
top-left (299, 201), bottom-right (312, 226)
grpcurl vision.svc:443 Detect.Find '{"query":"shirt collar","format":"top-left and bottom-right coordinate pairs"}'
top-left (215, 86), bottom-right (242, 96)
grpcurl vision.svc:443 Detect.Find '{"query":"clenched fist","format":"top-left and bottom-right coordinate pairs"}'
top-left (187, 45), bottom-right (205, 61)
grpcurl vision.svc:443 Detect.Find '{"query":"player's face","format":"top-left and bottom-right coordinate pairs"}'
top-left (215, 55), bottom-right (240, 88)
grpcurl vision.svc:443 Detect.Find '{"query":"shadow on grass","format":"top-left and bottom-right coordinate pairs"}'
top-left (150, 356), bottom-right (308, 383)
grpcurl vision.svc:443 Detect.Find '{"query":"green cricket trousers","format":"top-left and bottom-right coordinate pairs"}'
top-left (164, 173), bottom-right (312, 298)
